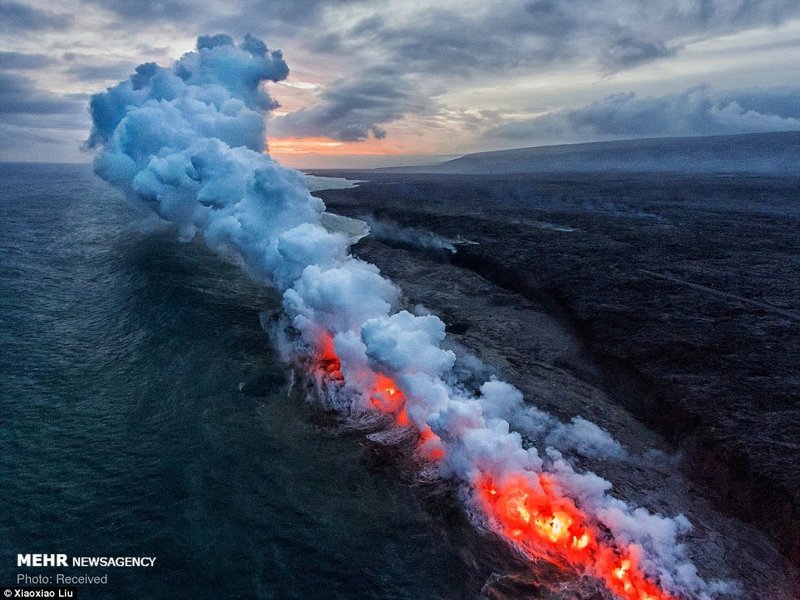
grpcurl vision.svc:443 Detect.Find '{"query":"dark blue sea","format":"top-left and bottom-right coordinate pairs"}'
top-left (0, 163), bottom-right (473, 599)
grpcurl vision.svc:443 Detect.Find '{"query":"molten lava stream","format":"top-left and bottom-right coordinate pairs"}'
top-left (314, 335), bottom-right (669, 600)
top-left (477, 476), bottom-right (674, 600)
top-left (317, 333), bottom-right (343, 381)
top-left (317, 332), bottom-right (448, 461)
top-left (369, 371), bottom-right (447, 461)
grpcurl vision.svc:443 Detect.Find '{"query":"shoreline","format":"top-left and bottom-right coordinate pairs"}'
top-left (315, 172), bottom-right (800, 588)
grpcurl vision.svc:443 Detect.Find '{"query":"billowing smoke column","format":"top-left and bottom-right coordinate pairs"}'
top-left (87, 35), bottom-right (725, 600)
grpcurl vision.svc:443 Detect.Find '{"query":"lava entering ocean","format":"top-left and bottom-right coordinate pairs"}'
top-left (86, 34), bottom-right (724, 599)
top-left (476, 475), bottom-right (673, 600)
top-left (312, 335), bottom-right (673, 600)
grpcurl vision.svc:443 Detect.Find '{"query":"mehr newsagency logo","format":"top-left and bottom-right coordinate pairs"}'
top-left (17, 554), bottom-right (156, 568)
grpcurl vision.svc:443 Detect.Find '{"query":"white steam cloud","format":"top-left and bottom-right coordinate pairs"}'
top-left (359, 215), bottom-right (459, 253)
top-left (87, 34), bottom-right (727, 599)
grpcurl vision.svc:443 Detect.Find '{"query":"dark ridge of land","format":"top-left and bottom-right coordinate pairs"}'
top-left (365, 131), bottom-right (800, 176)
top-left (315, 172), bottom-right (800, 568)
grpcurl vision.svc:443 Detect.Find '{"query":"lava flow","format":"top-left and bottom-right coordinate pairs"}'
top-left (317, 333), bottom-right (343, 381)
top-left (367, 371), bottom-right (446, 461)
top-left (317, 332), bottom-right (447, 462)
top-left (477, 475), bottom-right (674, 600)
top-left (314, 335), bottom-right (674, 600)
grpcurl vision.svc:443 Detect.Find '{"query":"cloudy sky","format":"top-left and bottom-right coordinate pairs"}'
top-left (1, 0), bottom-right (800, 167)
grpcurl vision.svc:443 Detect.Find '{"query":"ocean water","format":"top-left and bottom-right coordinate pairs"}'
top-left (0, 163), bottom-right (473, 599)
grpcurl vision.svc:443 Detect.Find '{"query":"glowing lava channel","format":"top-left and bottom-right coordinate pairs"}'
top-left (312, 335), bottom-right (673, 600)
top-left (476, 476), bottom-right (673, 600)
top-left (86, 34), bottom-right (719, 600)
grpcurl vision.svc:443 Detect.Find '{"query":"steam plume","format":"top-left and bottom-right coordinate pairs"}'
top-left (87, 35), bottom-right (727, 599)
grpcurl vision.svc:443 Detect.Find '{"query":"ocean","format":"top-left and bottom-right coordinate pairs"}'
top-left (0, 163), bottom-right (474, 599)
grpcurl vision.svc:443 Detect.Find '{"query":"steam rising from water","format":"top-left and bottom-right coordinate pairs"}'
top-left (360, 215), bottom-right (459, 253)
top-left (87, 35), bottom-right (728, 599)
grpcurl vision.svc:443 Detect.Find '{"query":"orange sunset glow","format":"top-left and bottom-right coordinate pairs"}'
top-left (268, 136), bottom-right (409, 157)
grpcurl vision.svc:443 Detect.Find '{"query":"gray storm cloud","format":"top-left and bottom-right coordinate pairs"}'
top-left (270, 67), bottom-right (427, 142)
top-left (485, 85), bottom-right (800, 144)
top-left (86, 34), bottom-right (728, 598)
top-left (267, 0), bottom-right (800, 140)
top-left (0, 0), bottom-right (72, 33)
top-left (3, 0), bottom-right (800, 158)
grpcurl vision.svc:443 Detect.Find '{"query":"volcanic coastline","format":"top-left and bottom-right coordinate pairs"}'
top-left (313, 171), bottom-right (800, 597)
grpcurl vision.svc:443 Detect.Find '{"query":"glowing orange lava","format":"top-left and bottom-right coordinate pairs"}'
top-left (395, 408), bottom-right (410, 427)
top-left (477, 475), bottom-right (674, 600)
top-left (312, 337), bottom-right (670, 599)
top-left (317, 333), bottom-right (343, 381)
top-left (418, 426), bottom-right (446, 461)
top-left (367, 371), bottom-right (445, 460)
top-left (370, 374), bottom-right (405, 413)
